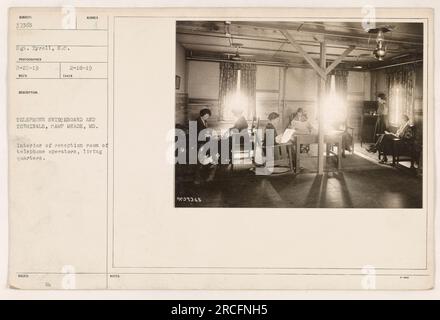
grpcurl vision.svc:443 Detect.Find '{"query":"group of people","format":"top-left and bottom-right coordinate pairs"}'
top-left (261, 108), bottom-right (314, 154)
top-left (263, 107), bottom-right (354, 156)
top-left (187, 93), bottom-right (414, 184)
top-left (367, 93), bottom-right (413, 164)
top-left (191, 106), bottom-right (319, 184)
top-left (191, 105), bottom-right (355, 184)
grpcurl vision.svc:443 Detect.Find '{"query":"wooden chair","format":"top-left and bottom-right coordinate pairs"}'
top-left (378, 125), bottom-right (417, 168)
top-left (230, 131), bottom-right (253, 169)
top-left (229, 117), bottom-right (262, 169)
top-left (345, 126), bottom-right (355, 155)
top-left (327, 121), bottom-right (354, 158)
top-left (263, 142), bottom-right (295, 174)
top-left (391, 126), bottom-right (417, 168)
top-left (250, 117), bottom-right (260, 132)
top-left (253, 127), bottom-right (295, 175)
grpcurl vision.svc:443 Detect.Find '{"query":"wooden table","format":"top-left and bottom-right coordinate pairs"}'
top-left (293, 131), bottom-right (344, 173)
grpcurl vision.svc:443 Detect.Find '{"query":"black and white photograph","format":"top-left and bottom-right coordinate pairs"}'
top-left (174, 20), bottom-right (424, 208)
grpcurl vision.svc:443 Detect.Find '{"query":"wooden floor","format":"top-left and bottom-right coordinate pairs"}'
top-left (175, 149), bottom-right (423, 208)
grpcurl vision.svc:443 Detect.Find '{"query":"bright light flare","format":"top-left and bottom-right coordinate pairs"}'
top-left (322, 76), bottom-right (347, 131)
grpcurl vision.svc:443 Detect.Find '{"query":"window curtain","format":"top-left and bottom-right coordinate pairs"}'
top-left (386, 64), bottom-right (416, 126)
top-left (218, 62), bottom-right (256, 121)
top-left (218, 62), bottom-right (238, 121)
top-left (334, 70), bottom-right (349, 98)
top-left (335, 70), bottom-right (349, 128)
top-left (325, 70), bottom-right (348, 97)
top-left (239, 63), bottom-right (257, 119)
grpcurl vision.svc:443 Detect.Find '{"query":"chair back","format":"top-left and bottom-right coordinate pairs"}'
top-left (231, 131), bottom-right (252, 149)
top-left (409, 125), bottom-right (416, 139)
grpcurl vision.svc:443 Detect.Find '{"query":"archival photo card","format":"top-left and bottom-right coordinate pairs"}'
top-left (7, 7), bottom-right (434, 290)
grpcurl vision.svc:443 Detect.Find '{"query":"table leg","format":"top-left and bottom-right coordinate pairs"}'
top-left (296, 139), bottom-right (300, 173)
top-left (337, 139), bottom-right (342, 170)
top-left (288, 145), bottom-right (294, 172)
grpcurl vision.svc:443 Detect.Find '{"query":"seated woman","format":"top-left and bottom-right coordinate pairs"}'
top-left (262, 112), bottom-right (280, 149)
top-left (230, 108), bottom-right (248, 132)
top-left (368, 114), bottom-right (413, 164)
top-left (288, 107), bottom-right (312, 153)
top-left (223, 108), bottom-right (249, 165)
top-left (288, 108), bottom-right (312, 133)
top-left (253, 112), bottom-right (280, 167)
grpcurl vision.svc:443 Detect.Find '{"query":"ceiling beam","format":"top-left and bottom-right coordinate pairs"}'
top-left (325, 45), bottom-right (356, 74)
top-left (368, 59), bottom-right (423, 70)
top-left (180, 41), bottom-right (360, 60)
top-left (232, 21), bottom-right (423, 46)
top-left (187, 56), bottom-right (297, 68)
top-left (177, 20), bottom-right (424, 42)
top-left (176, 30), bottom-right (408, 53)
top-left (280, 29), bottom-right (327, 79)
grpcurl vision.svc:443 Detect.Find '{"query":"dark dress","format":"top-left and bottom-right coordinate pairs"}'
top-left (228, 115), bottom-right (249, 163)
top-left (263, 123), bottom-right (278, 149)
top-left (194, 116), bottom-right (217, 182)
top-left (374, 102), bottom-right (388, 140)
top-left (196, 117), bottom-right (208, 141)
top-left (375, 122), bottom-right (413, 158)
top-left (195, 116), bottom-right (211, 158)
top-left (231, 115), bottom-right (249, 132)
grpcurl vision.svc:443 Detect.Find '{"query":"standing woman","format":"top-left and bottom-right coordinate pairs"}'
top-left (374, 93), bottom-right (388, 140)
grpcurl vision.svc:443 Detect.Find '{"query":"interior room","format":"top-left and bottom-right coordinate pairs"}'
top-left (174, 21), bottom-right (424, 208)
